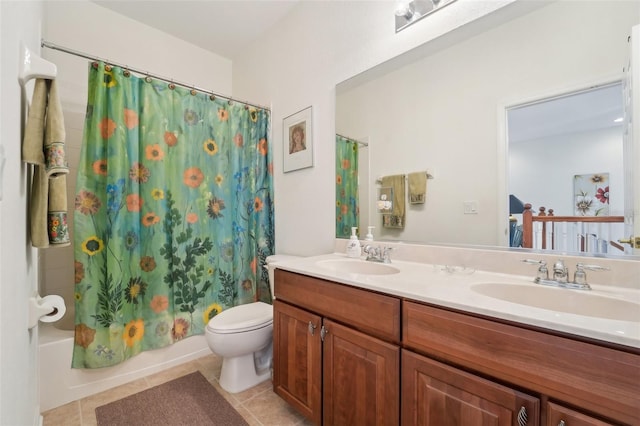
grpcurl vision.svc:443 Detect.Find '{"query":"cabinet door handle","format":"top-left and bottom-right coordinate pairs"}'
top-left (517, 406), bottom-right (528, 426)
top-left (320, 325), bottom-right (328, 341)
top-left (308, 321), bottom-right (317, 335)
top-left (558, 421), bottom-right (565, 426)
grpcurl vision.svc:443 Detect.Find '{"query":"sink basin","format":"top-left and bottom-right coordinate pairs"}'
top-left (317, 259), bottom-right (400, 275)
top-left (472, 283), bottom-right (640, 322)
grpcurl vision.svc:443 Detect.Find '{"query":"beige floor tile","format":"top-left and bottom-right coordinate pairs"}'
top-left (143, 359), bottom-right (200, 387)
top-left (42, 400), bottom-right (82, 426)
top-left (235, 405), bottom-right (262, 426)
top-left (195, 353), bottom-right (223, 381)
top-left (242, 390), bottom-right (308, 426)
top-left (233, 379), bottom-right (272, 403)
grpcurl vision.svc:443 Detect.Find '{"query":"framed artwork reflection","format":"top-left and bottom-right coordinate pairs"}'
top-left (283, 106), bottom-right (313, 173)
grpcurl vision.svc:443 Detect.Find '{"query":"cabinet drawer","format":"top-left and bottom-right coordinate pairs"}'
top-left (546, 402), bottom-right (616, 426)
top-left (403, 301), bottom-right (640, 425)
top-left (275, 269), bottom-right (401, 342)
top-left (402, 349), bottom-right (539, 426)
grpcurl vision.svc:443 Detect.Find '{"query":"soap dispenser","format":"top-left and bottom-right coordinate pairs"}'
top-left (365, 226), bottom-right (375, 242)
top-left (346, 227), bottom-right (362, 258)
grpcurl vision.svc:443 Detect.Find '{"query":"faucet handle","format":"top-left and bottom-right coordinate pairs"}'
top-left (573, 263), bottom-right (609, 287)
top-left (575, 263), bottom-right (610, 272)
top-left (522, 259), bottom-right (548, 280)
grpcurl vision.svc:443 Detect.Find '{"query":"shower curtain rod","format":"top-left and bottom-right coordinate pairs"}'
top-left (336, 133), bottom-right (368, 146)
top-left (40, 40), bottom-right (271, 111)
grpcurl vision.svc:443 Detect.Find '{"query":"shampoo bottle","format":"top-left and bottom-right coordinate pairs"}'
top-left (346, 227), bottom-right (361, 258)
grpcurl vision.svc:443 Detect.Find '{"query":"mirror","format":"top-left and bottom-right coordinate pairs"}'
top-left (335, 1), bottom-right (639, 257)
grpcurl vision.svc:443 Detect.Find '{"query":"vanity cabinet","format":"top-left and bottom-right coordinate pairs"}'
top-left (273, 269), bottom-right (639, 425)
top-left (273, 269), bottom-right (401, 425)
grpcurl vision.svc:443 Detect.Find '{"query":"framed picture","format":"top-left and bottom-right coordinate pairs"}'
top-left (574, 172), bottom-right (610, 216)
top-left (283, 106), bottom-right (313, 172)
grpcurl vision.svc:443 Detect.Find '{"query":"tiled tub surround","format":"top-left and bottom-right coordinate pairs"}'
top-left (275, 241), bottom-right (640, 349)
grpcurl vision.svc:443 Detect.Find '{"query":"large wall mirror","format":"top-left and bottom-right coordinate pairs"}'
top-left (336, 0), bottom-right (639, 258)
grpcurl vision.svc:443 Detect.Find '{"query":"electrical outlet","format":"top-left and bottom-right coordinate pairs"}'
top-left (463, 201), bottom-right (478, 214)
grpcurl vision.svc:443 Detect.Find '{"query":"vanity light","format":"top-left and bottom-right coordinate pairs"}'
top-left (395, 0), bottom-right (457, 33)
top-left (614, 117), bottom-right (624, 123)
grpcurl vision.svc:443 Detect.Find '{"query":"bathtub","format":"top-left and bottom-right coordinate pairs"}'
top-left (39, 320), bottom-right (210, 411)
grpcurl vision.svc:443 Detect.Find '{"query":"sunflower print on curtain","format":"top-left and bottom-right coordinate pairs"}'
top-left (335, 135), bottom-right (359, 238)
top-left (72, 62), bottom-right (274, 368)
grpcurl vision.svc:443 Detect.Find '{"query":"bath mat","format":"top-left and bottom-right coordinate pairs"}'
top-left (95, 371), bottom-right (248, 426)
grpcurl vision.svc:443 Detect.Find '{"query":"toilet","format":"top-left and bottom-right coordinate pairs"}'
top-left (205, 254), bottom-right (300, 393)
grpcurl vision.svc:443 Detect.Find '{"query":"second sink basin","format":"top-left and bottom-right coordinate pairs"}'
top-left (472, 282), bottom-right (640, 322)
top-left (317, 259), bottom-right (400, 275)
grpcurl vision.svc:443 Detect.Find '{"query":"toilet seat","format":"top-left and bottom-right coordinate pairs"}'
top-left (207, 301), bottom-right (273, 334)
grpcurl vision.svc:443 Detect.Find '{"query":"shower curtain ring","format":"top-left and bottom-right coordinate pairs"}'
top-left (190, 85), bottom-right (197, 96)
top-left (209, 91), bottom-right (216, 101)
top-left (168, 80), bottom-right (176, 90)
top-left (123, 66), bottom-right (130, 77)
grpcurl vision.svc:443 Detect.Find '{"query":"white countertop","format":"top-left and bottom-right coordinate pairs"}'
top-left (274, 253), bottom-right (640, 350)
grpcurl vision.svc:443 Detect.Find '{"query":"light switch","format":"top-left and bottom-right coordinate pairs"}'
top-left (463, 200), bottom-right (478, 214)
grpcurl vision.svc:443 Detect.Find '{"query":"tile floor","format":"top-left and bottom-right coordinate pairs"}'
top-left (41, 354), bottom-right (313, 426)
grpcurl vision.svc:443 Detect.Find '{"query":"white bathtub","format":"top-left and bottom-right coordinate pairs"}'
top-left (39, 321), bottom-right (210, 411)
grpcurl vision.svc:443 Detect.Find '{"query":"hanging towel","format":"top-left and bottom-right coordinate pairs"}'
top-left (381, 174), bottom-right (405, 229)
top-left (408, 172), bottom-right (427, 204)
top-left (22, 78), bottom-right (70, 248)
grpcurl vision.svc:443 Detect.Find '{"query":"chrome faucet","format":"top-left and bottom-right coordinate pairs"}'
top-left (552, 259), bottom-right (569, 283)
top-left (522, 259), bottom-right (609, 290)
top-left (363, 245), bottom-right (393, 263)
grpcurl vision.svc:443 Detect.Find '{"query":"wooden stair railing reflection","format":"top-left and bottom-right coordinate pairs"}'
top-left (521, 203), bottom-right (624, 251)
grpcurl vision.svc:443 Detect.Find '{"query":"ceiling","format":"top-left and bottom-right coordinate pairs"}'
top-left (93, 0), bottom-right (300, 59)
top-left (508, 82), bottom-right (624, 144)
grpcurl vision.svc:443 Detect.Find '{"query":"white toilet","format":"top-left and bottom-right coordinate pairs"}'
top-left (205, 254), bottom-right (299, 393)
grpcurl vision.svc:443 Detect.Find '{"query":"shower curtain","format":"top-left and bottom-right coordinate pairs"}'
top-left (335, 135), bottom-right (359, 238)
top-left (72, 62), bottom-right (274, 368)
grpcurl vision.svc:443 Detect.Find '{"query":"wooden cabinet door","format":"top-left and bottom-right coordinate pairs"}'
top-left (273, 300), bottom-right (322, 425)
top-left (546, 402), bottom-right (616, 426)
top-left (402, 350), bottom-right (539, 426)
top-left (323, 319), bottom-right (400, 426)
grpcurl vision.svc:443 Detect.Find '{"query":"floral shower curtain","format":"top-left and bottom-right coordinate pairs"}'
top-left (72, 62), bottom-right (274, 368)
top-left (335, 135), bottom-right (359, 238)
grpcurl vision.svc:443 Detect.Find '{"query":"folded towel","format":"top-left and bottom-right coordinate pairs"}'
top-left (408, 172), bottom-right (427, 204)
top-left (48, 176), bottom-right (70, 247)
top-left (381, 174), bottom-right (405, 229)
top-left (44, 80), bottom-right (68, 177)
top-left (22, 78), bottom-right (70, 248)
top-left (22, 79), bottom-right (48, 166)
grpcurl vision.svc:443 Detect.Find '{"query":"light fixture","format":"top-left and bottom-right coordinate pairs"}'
top-left (395, 0), bottom-right (457, 33)
top-left (614, 117), bottom-right (624, 123)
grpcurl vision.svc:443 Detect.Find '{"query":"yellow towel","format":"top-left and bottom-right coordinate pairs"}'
top-left (381, 174), bottom-right (405, 229)
top-left (408, 172), bottom-right (427, 204)
top-left (22, 78), bottom-right (70, 248)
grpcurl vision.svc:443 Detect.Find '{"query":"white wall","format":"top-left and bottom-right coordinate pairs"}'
top-left (510, 126), bottom-right (624, 217)
top-left (231, 0), bottom-right (527, 255)
top-left (335, 1), bottom-right (637, 246)
top-left (40, 0), bottom-right (233, 326)
top-left (0, 2), bottom-right (44, 424)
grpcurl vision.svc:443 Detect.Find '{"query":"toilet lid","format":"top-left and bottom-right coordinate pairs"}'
top-left (207, 301), bottom-right (273, 334)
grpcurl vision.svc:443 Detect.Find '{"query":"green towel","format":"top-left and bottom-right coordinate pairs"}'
top-left (22, 79), bottom-right (70, 248)
top-left (381, 174), bottom-right (405, 229)
top-left (408, 172), bottom-right (427, 204)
